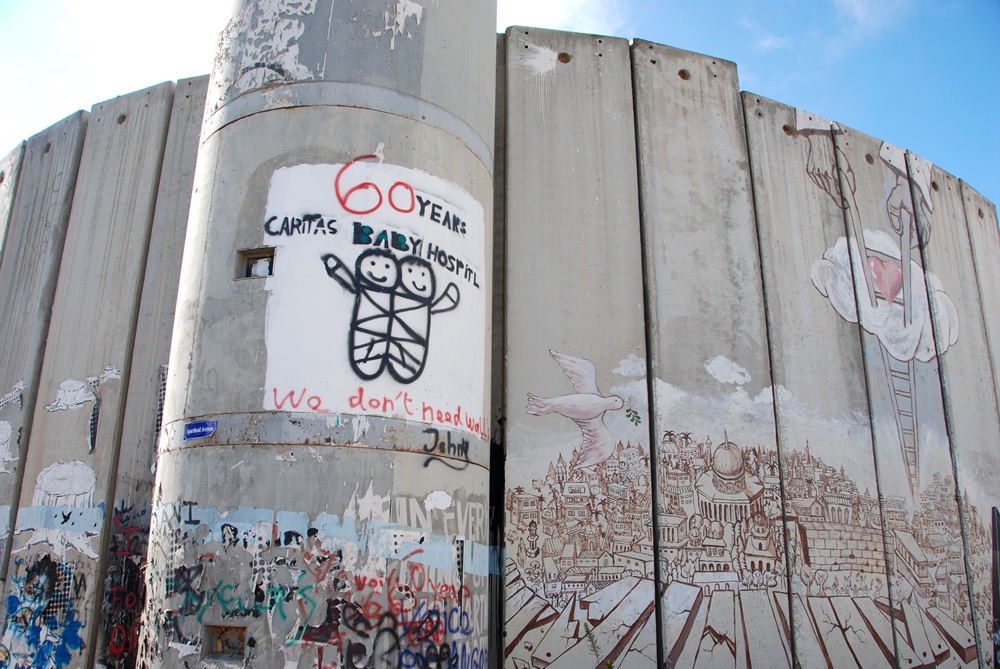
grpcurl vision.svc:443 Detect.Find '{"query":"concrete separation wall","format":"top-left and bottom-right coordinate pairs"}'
top-left (0, 18), bottom-right (996, 669)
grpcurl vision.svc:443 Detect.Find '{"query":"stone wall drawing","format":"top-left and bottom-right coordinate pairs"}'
top-left (43, 366), bottom-right (120, 454)
top-left (794, 111), bottom-right (977, 665)
top-left (650, 365), bottom-right (792, 668)
top-left (504, 352), bottom-right (654, 668)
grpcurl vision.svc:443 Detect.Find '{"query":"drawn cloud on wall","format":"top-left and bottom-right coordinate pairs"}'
top-left (811, 230), bottom-right (958, 362)
top-left (613, 354), bottom-right (646, 377)
top-left (704, 355), bottom-right (752, 385)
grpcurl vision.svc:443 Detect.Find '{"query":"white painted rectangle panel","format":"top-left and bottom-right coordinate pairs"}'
top-left (3, 82), bottom-right (174, 667)
top-left (502, 26), bottom-right (649, 669)
top-left (633, 44), bottom-right (786, 669)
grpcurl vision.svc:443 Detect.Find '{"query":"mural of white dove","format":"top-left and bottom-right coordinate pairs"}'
top-left (526, 350), bottom-right (624, 470)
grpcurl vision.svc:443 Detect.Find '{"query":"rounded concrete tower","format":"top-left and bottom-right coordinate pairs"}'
top-left (139, 2), bottom-right (496, 666)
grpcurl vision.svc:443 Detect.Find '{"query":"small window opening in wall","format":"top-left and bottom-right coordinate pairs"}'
top-left (238, 247), bottom-right (275, 279)
top-left (205, 625), bottom-right (246, 660)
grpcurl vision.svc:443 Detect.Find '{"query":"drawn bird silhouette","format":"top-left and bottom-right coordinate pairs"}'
top-left (526, 350), bottom-right (624, 470)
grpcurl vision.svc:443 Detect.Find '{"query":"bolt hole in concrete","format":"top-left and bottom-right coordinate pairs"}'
top-left (781, 124), bottom-right (794, 136)
top-left (43, 142), bottom-right (51, 154)
top-left (931, 180), bottom-right (939, 192)
top-left (650, 59), bottom-right (657, 64)
top-left (558, 52), bottom-right (571, 63)
top-left (678, 68), bottom-right (691, 80)
top-left (865, 153), bottom-right (875, 165)
top-left (116, 114), bottom-right (127, 125)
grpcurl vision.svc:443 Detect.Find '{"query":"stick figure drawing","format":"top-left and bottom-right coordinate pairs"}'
top-left (322, 250), bottom-right (459, 383)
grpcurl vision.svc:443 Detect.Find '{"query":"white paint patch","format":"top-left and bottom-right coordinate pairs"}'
top-left (260, 161), bottom-right (488, 439)
top-left (308, 446), bottom-right (323, 462)
top-left (169, 642), bottom-right (200, 658)
top-left (351, 480), bottom-right (390, 524)
top-left (352, 415), bottom-right (370, 442)
top-left (384, 0), bottom-right (424, 50)
top-left (276, 451), bottom-right (297, 461)
top-left (518, 42), bottom-right (560, 76)
top-left (423, 490), bottom-right (453, 511)
top-left (704, 355), bottom-right (751, 385)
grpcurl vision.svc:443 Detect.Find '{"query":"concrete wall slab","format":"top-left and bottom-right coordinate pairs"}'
top-left (2, 82), bottom-right (174, 668)
top-left (95, 75), bottom-right (210, 669)
top-left (0, 142), bottom-right (25, 262)
top-left (633, 42), bottom-right (786, 669)
top-left (0, 113), bottom-right (88, 582)
top-left (502, 26), bottom-right (650, 669)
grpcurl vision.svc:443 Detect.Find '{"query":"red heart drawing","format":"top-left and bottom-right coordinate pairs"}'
top-left (868, 256), bottom-right (903, 303)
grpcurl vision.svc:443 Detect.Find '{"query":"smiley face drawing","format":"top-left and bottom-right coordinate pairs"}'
top-left (389, 256), bottom-right (459, 383)
top-left (322, 250), bottom-right (459, 384)
top-left (322, 249), bottom-right (399, 380)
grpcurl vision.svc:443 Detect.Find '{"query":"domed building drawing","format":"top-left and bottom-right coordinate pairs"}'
top-left (695, 439), bottom-right (764, 524)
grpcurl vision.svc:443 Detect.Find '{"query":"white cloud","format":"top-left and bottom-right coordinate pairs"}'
top-left (738, 17), bottom-right (794, 53)
top-left (704, 355), bottom-right (751, 385)
top-left (613, 354), bottom-right (646, 377)
top-left (832, 0), bottom-right (911, 36)
top-left (756, 35), bottom-right (794, 52)
top-left (497, 0), bottom-right (631, 37)
top-left (811, 231), bottom-right (958, 363)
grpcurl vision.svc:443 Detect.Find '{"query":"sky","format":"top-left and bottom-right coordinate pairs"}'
top-left (1, 0), bottom-right (997, 206)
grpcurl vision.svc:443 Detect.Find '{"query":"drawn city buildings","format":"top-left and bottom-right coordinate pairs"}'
top-left (505, 432), bottom-right (979, 667)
